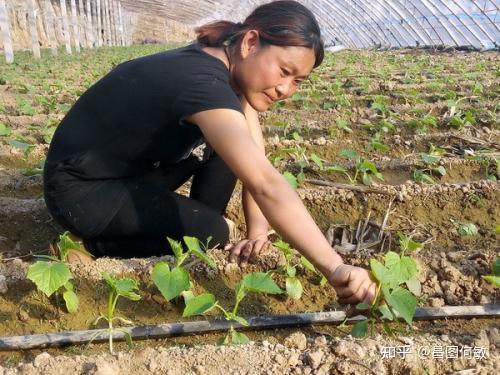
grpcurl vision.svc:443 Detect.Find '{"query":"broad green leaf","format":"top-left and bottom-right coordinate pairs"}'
top-left (300, 256), bottom-right (316, 273)
top-left (319, 276), bottom-right (328, 286)
top-left (286, 266), bottom-right (296, 278)
top-left (242, 272), bottom-right (282, 295)
top-left (370, 259), bottom-right (389, 285)
top-left (231, 330), bottom-right (250, 345)
top-left (152, 262), bottom-right (190, 301)
top-left (184, 236), bottom-right (216, 268)
top-left (0, 123), bottom-right (12, 136)
top-left (235, 282), bottom-right (247, 303)
top-left (167, 237), bottom-right (184, 260)
top-left (217, 334), bottom-right (231, 346)
top-left (274, 240), bottom-right (293, 258)
top-left (283, 171), bottom-right (298, 189)
top-left (434, 166), bottom-right (447, 176)
top-left (57, 232), bottom-right (88, 261)
top-left (378, 304), bottom-right (394, 321)
top-left (421, 153), bottom-right (440, 165)
top-left (286, 277), bottom-right (303, 300)
top-left (482, 275), bottom-right (500, 287)
top-left (310, 153), bottom-right (323, 170)
top-left (27, 261), bottom-right (72, 297)
top-left (232, 315), bottom-right (249, 327)
top-left (63, 289), bottom-right (79, 313)
top-left (114, 278), bottom-right (141, 301)
top-left (181, 290), bottom-right (195, 305)
top-left (398, 233), bottom-right (422, 253)
top-left (340, 148), bottom-right (358, 160)
top-left (406, 275), bottom-right (422, 296)
top-left (351, 319), bottom-right (368, 338)
top-left (359, 160), bottom-right (380, 177)
top-left (182, 293), bottom-right (216, 317)
top-left (386, 287), bottom-right (417, 325)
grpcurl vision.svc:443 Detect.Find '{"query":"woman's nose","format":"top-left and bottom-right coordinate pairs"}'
top-left (276, 83), bottom-right (290, 98)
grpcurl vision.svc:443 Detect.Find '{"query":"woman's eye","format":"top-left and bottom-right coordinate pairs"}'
top-left (281, 68), bottom-right (289, 76)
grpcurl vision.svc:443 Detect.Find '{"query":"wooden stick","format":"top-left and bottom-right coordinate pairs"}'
top-left (27, 0), bottom-right (41, 58)
top-left (0, 0), bottom-right (13, 63)
top-left (0, 304), bottom-right (498, 351)
top-left (59, 0), bottom-right (72, 53)
top-left (43, 0), bottom-right (58, 55)
top-left (305, 179), bottom-right (396, 196)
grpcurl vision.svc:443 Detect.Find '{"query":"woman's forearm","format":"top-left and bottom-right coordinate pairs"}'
top-left (251, 176), bottom-right (344, 277)
top-left (242, 186), bottom-right (269, 238)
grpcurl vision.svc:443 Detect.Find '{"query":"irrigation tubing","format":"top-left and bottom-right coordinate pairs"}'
top-left (0, 304), bottom-right (498, 351)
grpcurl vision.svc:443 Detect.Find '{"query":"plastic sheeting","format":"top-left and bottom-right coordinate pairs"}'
top-left (120, 0), bottom-right (499, 48)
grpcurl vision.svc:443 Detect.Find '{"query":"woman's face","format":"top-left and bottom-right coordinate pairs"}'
top-left (232, 31), bottom-right (316, 112)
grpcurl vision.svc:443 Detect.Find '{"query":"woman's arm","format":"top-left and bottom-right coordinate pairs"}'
top-left (187, 108), bottom-right (376, 304)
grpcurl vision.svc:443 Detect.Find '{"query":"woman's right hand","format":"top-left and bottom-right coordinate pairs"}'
top-left (327, 263), bottom-right (378, 305)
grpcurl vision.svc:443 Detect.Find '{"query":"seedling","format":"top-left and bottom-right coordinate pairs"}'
top-left (92, 272), bottom-right (141, 353)
top-left (482, 258), bottom-right (500, 287)
top-left (450, 219), bottom-right (479, 236)
top-left (351, 233), bottom-right (422, 338)
top-left (332, 149), bottom-right (384, 185)
top-left (182, 272), bottom-right (282, 344)
top-left (26, 232), bottom-right (87, 313)
top-left (152, 236), bottom-right (216, 303)
top-left (412, 144), bottom-right (446, 183)
top-left (271, 239), bottom-right (327, 300)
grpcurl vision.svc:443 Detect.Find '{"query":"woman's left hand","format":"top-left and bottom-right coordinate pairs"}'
top-left (225, 235), bottom-right (269, 266)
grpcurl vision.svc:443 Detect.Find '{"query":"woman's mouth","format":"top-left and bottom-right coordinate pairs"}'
top-left (263, 93), bottom-right (274, 103)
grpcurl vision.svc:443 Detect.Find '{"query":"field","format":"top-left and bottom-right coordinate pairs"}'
top-left (0, 45), bottom-right (499, 374)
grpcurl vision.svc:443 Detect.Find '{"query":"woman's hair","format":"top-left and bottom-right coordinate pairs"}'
top-left (194, 0), bottom-right (324, 68)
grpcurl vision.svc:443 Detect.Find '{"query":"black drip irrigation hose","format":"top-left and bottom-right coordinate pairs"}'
top-left (0, 304), bottom-right (498, 351)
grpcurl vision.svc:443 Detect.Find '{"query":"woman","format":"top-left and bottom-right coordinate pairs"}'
top-left (44, 0), bottom-right (377, 305)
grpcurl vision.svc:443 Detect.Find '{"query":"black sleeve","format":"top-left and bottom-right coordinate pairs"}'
top-left (172, 74), bottom-right (244, 126)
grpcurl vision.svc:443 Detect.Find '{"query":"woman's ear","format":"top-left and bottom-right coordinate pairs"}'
top-left (240, 30), bottom-right (260, 58)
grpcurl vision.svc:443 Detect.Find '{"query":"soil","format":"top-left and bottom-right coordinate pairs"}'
top-left (0, 47), bottom-right (498, 373)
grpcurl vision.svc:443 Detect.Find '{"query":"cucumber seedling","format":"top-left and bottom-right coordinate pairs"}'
top-left (182, 272), bottom-right (283, 344)
top-left (27, 231), bottom-right (86, 313)
top-left (91, 272), bottom-right (141, 354)
top-left (152, 236), bottom-right (216, 303)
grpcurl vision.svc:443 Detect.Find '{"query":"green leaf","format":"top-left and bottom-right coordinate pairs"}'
top-left (181, 290), bottom-right (195, 305)
top-left (231, 330), bottom-right (250, 345)
top-left (319, 276), bottom-right (328, 286)
top-left (122, 330), bottom-right (133, 349)
top-left (351, 319), bottom-right (369, 338)
top-left (242, 272), bottom-right (282, 294)
top-left (283, 171), bottom-right (298, 189)
top-left (482, 275), bottom-right (500, 287)
top-left (114, 279), bottom-right (141, 301)
top-left (340, 148), bottom-right (358, 160)
top-left (406, 275), bottom-right (422, 296)
top-left (378, 304), bottom-right (394, 321)
top-left (63, 289), bottom-right (79, 313)
top-left (0, 123), bottom-right (12, 136)
top-left (434, 166), bottom-right (447, 176)
top-left (369, 259), bottom-right (390, 285)
top-left (152, 262), bottom-right (190, 302)
top-left (184, 236), bottom-right (216, 268)
top-left (386, 287), bottom-right (417, 325)
top-left (310, 153), bottom-right (323, 170)
top-left (27, 261), bottom-right (72, 297)
top-left (167, 237), bottom-right (184, 260)
top-left (286, 266), bottom-right (296, 278)
top-left (274, 240), bottom-right (293, 258)
top-left (300, 256), bottom-right (316, 273)
top-left (421, 153), bottom-right (440, 165)
top-left (182, 293), bottom-right (216, 317)
top-left (457, 223), bottom-right (478, 236)
top-left (355, 302), bottom-right (371, 310)
top-left (8, 139), bottom-right (32, 151)
top-left (232, 315), bottom-right (249, 327)
top-left (285, 277), bottom-right (303, 300)
top-left (492, 258), bottom-right (500, 276)
top-left (398, 233), bottom-right (422, 253)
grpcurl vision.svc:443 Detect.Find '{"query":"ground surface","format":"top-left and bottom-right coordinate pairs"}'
top-left (0, 45), bottom-right (499, 373)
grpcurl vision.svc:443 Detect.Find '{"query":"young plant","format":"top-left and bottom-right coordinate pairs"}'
top-left (335, 149), bottom-right (384, 185)
top-left (482, 258), bottom-right (500, 287)
top-left (152, 236), bottom-right (216, 303)
top-left (182, 272), bottom-right (283, 344)
top-left (26, 231), bottom-right (87, 313)
top-left (271, 239), bottom-right (327, 300)
top-left (92, 272), bottom-right (141, 353)
top-left (412, 144), bottom-right (446, 183)
top-left (350, 233), bottom-right (422, 338)
top-left (450, 219), bottom-right (479, 236)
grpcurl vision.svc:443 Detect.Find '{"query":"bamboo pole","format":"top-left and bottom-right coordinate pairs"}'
top-left (70, 0), bottom-right (80, 52)
top-left (77, 0), bottom-right (86, 47)
top-left (0, 0), bottom-right (13, 63)
top-left (59, 0), bottom-right (72, 53)
top-left (27, 0), bottom-right (41, 58)
top-left (111, 0), bottom-right (118, 46)
top-left (109, 0), bottom-right (115, 45)
top-left (102, 0), bottom-right (109, 46)
top-left (95, 0), bottom-right (101, 46)
top-left (0, 305), bottom-right (498, 351)
top-left (117, 1), bottom-right (123, 46)
top-left (43, 0), bottom-right (58, 55)
top-left (85, 0), bottom-right (93, 48)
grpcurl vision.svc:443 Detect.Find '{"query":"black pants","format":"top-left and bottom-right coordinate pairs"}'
top-left (54, 150), bottom-right (237, 258)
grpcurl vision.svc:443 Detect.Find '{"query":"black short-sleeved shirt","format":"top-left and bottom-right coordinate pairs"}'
top-left (44, 42), bottom-right (244, 235)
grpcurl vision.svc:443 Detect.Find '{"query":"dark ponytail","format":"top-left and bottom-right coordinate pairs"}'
top-left (194, 0), bottom-right (324, 68)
